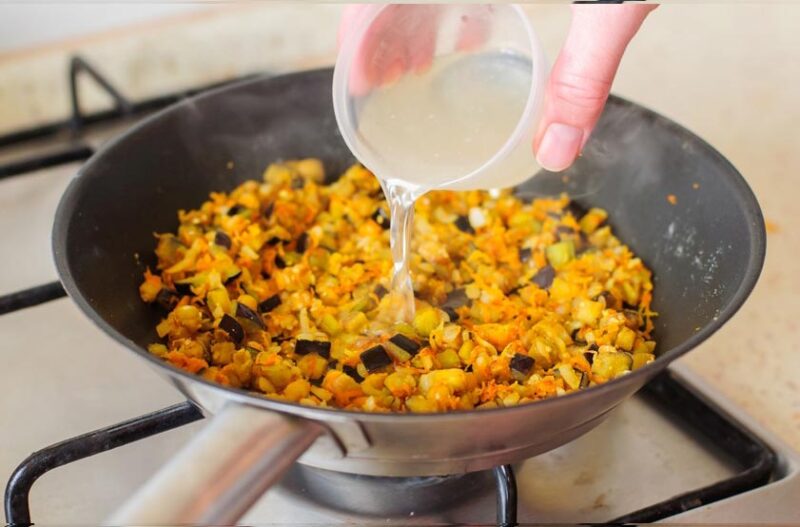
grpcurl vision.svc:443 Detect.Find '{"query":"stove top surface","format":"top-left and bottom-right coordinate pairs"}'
top-left (1, 61), bottom-right (798, 525)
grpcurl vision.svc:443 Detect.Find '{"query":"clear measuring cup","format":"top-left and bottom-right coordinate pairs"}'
top-left (333, 4), bottom-right (548, 195)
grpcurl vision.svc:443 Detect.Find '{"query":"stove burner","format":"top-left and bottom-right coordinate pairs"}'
top-left (279, 465), bottom-right (497, 517)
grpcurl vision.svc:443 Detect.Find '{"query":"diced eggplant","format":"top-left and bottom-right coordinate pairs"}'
top-left (442, 288), bottom-right (469, 310)
top-left (622, 309), bottom-right (643, 329)
top-left (443, 306), bottom-right (459, 322)
top-left (579, 372), bottom-right (590, 388)
top-left (372, 207), bottom-right (390, 229)
top-left (510, 353), bottom-right (535, 375)
top-left (519, 247), bottom-right (532, 262)
top-left (570, 328), bottom-right (584, 343)
top-left (236, 302), bottom-right (266, 329)
top-left (296, 232), bottom-right (309, 253)
top-left (575, 232), bottom-right (591, 254)
top-left (583, 351), bottom-right (595, 365)
top-left (274, 255), bottom-right (287, 269)
top-left (219, 314), bottom-right (244, 344)
top-left (266, 236), bottom-right (282, 246)
top-left (389, 334), bottom-right (422, 356)
top-left (262, 202), bottom-right (274, 218)
top-left (565, 201), bottom-right (588, 219)
top-left (155, 289), bottom-right (177, 310)
top-left (342, 364), bottom-right (364, 382)
top-left (454, 215), bottom-right (475, 234)
top-left (258, 294), bottom-right (281, 313)
top-left (174, 282), bottom-right (193, 296)
top-left (360, 345), bottom-right (393, 372)
top-left (214, 231), bottom-right (232, 249)
top-left (532, 265), bottom-right (556, 290)
top-left (227, 205), bottom-right (243, 216)
top-left (596, 291), bottom-right (621, 310)
top-left (291, 175), bottom-right (305, 189)
top-left (295, 339), bottom-right (332, 359)
top-left (374, 284), bottom-right (388, 298)
top-left (223, 269), bottom-right (241, 285)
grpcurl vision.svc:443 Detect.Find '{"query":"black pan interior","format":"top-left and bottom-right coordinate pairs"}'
top-left (53, 68), bottom-right (765, 372)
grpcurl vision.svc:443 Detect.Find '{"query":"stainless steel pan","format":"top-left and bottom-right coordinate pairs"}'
top-left (51, 68), bottom-right (765, 523)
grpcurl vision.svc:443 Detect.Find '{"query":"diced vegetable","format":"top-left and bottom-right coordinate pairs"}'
top-left (319, 314), bottom-right (342, 336)
top-left (546, 241), bottom-right (575, 269)
top-left (532, 265), bottom-right (556, 290)
top-left (219, 314), bottom-right (244, 344)
top-left (372, 206), bottom-right (390, 229)
top-left (388, 334), bottom-right (422, 356)
top-left (591, 352), bottom-right (633, 379)
top-left (342, 364), bottom-right (364, 382)
top-left (510, 353), bottom-right (534, 375)
top-left (258, 294), bottom-right (281, 313)
top-left (296, 233), bottom-right (309, 253)
top-left (632, 353), bottom-right (655, 370)
top-left (295, 340), bottom-right (331, 359)
top-left (558, 364), bottom-right (583, 390)
top-left (140, 161), bottom-right (657, 413)
top-left (413, 308), bottom-right (441, 337)
top-left (360, 345), bottom-right (393, 372)
top-left (236, 303), bottom-right (265, 329)
top-left (214, 231), bottom-right (232, 249)
top-left (579, 208), bottom-right (608, 234)
top-left (437, 349), bottom-right (461, 369)
top-left (454, 215), bottom-right (474, 234)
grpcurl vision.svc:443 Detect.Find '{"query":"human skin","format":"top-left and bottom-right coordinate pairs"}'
top-left (338, 4), bottom-right (657, 172)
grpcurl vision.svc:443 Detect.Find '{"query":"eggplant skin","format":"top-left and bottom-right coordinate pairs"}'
top-left (295, 339), bottom-right (332, 359)
top-left (258, 294), bottom-right (281, 313)
top-left (389, 334), bottom-right (422, 356)
top-left (236, 303), bottom-right (265, 329)
top-left (532, 265), bottom-right (556, 290)
top-left (214, 231), bottom-right (232, 249)
top-left (510, 353), bottom-right (535, 375)
top-left (219, 314), bottom-right (244, 345)
top-left (360, 345), bottom-right (392, 372)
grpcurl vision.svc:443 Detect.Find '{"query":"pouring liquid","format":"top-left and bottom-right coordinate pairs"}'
top-left (355, 52), bottom-right (533, 320)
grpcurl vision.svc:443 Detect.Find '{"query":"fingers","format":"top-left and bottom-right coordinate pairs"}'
top-left (455, 5), bottom-right (492, 53)
top-left (534, 4), bottom-right (656, 172)
top-left (342, 5), bottom-right (440, 96)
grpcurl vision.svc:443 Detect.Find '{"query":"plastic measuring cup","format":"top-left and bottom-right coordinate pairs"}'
top-left (333, 4), bottom-right (547, 194)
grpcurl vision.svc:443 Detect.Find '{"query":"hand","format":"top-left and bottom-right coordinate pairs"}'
top-left (338, 4), bottom-right (656, 172)
top-left (534, 4), bottom-right (656, 171)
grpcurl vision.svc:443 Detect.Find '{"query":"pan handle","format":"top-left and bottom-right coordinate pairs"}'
top-left (105, 403), bottom-right (323, 525)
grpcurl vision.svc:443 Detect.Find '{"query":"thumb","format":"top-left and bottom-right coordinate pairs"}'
top-left (534, 4), bottom-right (656, 172)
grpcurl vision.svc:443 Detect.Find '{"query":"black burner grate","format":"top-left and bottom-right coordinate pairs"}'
top-left (0, 56), bottom-right (777, 527)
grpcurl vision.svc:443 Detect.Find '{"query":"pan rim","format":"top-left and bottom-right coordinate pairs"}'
top-left (52, 68), bottom-right (766, 423)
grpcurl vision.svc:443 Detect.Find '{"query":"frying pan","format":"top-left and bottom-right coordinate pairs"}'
top-left (52, 68), bottom-right (765, 524)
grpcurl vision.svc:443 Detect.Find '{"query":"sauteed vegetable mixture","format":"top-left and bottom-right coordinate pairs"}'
top-left (140, 160), bottom-right (656, 412)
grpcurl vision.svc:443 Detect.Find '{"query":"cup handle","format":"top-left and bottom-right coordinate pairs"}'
top-left (104, 403), bottom-right (323, 525)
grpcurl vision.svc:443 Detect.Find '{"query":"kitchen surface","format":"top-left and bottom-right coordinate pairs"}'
top-left (1, 3), bottom-right (798, 525)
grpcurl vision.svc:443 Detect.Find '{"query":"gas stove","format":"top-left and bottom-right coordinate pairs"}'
top-left (1, 56), bottom-right (798, 526)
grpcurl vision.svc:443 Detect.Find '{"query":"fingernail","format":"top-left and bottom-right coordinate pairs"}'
top-left (536, 123), bottom-right (584, 172)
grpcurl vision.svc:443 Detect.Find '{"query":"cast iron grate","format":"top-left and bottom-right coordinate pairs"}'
top-left (0, 56), bottom-right (777, 527)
